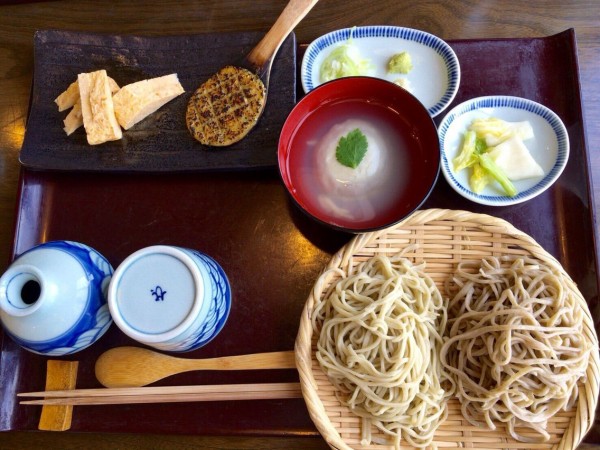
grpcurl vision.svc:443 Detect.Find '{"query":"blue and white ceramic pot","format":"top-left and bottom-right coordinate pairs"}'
top-left (0, 240), bottom-right (113, 356)
top-left (108, 245), bottom-right (231, 352)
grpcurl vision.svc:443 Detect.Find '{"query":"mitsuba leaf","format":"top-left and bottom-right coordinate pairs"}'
top-left (335, 128), bottom-right (368, 169)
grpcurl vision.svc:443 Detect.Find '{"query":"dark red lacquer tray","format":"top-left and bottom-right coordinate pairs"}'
top-left (1, 29), bottom-right (598, 443)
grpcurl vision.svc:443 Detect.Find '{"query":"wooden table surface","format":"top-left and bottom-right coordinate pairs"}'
top-left (0, 0), bottom-right (599, 448)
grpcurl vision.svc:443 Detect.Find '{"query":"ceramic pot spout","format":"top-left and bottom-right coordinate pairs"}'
top-left (0, 264), bottom-right (48, 317)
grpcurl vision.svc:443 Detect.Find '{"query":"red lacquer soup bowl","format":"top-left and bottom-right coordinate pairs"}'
top-left (278, 77), bottom-right (440, 233)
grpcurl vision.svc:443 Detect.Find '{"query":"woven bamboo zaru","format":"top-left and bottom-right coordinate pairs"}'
top-left (295, 209), bottom-right (600, 450)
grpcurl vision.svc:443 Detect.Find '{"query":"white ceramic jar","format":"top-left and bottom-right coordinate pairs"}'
top-left (107, 245), bottom-right (231, 352)
top-left (0, 240), bottom-right (113, 355)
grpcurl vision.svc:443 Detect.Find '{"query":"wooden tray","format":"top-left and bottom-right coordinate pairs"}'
top-left (1, 29), bottom-right (599, 443)
top-left (296, 209), bottom-right (600, 450)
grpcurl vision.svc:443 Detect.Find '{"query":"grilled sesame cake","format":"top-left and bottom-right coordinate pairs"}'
top-left (186, 65), bottom-right (266, 147)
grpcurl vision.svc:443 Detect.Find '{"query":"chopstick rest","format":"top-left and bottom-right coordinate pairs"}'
top-left (37, 360), bottom-right (79, 431)
top-left (19, 382), bottom-right (302, 406)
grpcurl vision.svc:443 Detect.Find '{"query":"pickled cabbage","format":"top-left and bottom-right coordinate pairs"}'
top-left (320, 40), bottom-right (371, 83)
top-left (452, 117), bottom-right (542, 197)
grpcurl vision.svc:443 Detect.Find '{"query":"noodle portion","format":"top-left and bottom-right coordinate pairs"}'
top-left (440, 255), bottom-right (593, 443)
top-left (312, 254), bottom-right (451, 448)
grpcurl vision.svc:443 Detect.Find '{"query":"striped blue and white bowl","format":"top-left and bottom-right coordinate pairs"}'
top-left (301, 25), bottom-right (460, 117)
top-left (108, 245), bottom-right (231, 353)
top-left (438, 95), bottom-right (569, 206)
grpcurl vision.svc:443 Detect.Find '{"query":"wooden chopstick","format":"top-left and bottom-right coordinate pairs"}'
top-left (19, 382), bottom-right (300, 398)
top-left (19, 382), bottom-right (302, 406)
top-left (21, 389), bottom-right (302, 405)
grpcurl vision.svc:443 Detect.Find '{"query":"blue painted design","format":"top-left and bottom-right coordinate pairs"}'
top-left (173, 249), bottom-right (231, 352)
top-left (151, 286), bottom-right (167, 301)
top-left (438, 96), bottom-right (569, 206)
top-left (1, 240), bottom-right (113, 355)
top-left (301, 25), bottom-right (460, 117)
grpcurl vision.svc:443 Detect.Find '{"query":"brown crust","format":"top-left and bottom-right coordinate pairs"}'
top-left (186, 65), bottom-right (266, 147)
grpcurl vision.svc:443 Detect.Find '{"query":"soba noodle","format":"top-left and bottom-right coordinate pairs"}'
top-left (312, 254), bottom-right (452, 448)
top-left (440, 255), bottom-right (593, 443)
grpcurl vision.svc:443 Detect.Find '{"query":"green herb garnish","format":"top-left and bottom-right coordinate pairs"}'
top-left (335, 128), bottom-right (368, 169)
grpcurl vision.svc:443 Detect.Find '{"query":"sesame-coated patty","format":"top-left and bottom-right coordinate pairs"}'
top-left (186, 66), bottom-right (266, 147)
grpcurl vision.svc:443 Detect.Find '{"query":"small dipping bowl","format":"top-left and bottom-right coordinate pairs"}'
top-left (108, 245), bottom-right (231, 352)
top-left (278, 77), bottom-right (440, 232)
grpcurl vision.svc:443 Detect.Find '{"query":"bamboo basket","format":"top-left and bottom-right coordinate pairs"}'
top-left (295, 209), bottom-right (600, 450)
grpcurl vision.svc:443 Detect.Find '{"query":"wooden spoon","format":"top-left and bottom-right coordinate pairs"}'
top-left (244, 0), bottom-right (319, 87)
top-left (95, 346), bottom-right (297, 388)
top-left (186, 0), bottom-right (318, 147)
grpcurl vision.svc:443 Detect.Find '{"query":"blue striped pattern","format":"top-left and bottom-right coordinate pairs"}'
top-left (302, 26), bottom-right (460, 117)
top-left (438, 96), bottom-right (569, 206)
top-left (173, 250), bottom-right (231, 352)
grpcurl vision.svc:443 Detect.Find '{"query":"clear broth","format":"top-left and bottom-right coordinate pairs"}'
top-left (288, 99), bottom-right (427, 229)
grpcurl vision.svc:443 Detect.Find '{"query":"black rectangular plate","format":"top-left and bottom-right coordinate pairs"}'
top-left (19, 29), bottom-right (296, 172)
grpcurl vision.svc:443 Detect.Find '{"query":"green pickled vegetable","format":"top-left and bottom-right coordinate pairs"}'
top-left (453, 123), bottom-right (520, 196)
top-left (469, 162), bottom-right (490, 194)
top-left (320, 38), bottom-right (371, 83)
top-left (478, 153), bottom-right (517, 197)
top-left (475, 137), bottom-right (487, 155)
top-left (453, 130), bottom-right (477, 172)
top-left (468, 117), bottom-right (511, 137)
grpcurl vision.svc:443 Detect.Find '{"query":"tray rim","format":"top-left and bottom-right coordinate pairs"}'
top-left (2, 29), bottom-right (599, 438)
